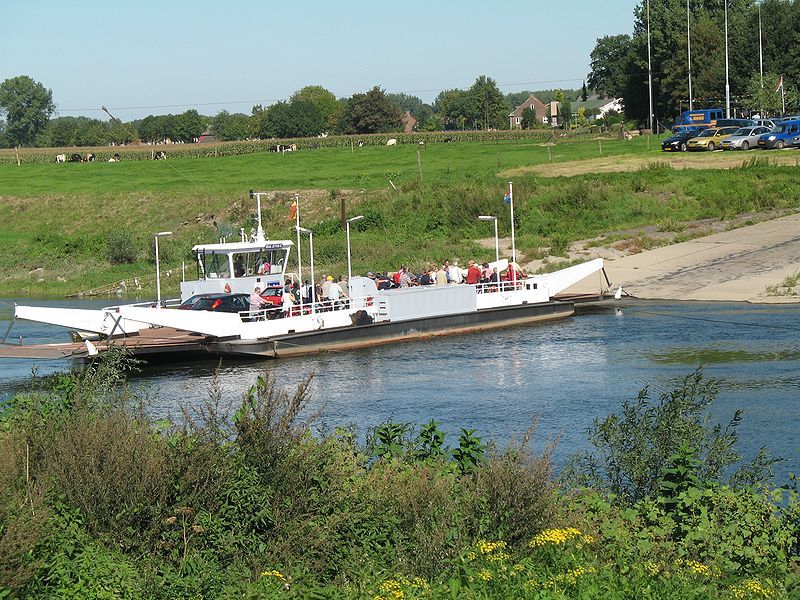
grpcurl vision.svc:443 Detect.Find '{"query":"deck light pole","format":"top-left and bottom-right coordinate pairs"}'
top-left (346, 215), bottom-right (364, 283)
top-left (154, 231), bottom-right (173, 309)
top-left (296, 226), bottom-right (315, 314)
top-left (478, 215), bottom-right (499, 263)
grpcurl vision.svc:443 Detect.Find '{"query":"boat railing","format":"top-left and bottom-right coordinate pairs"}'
top-left (473, 281), bottom-right (523, 294)
top-left (237, 293), bottom-right (376, 323)
top-left (103, 298), bottom-right (182, 311)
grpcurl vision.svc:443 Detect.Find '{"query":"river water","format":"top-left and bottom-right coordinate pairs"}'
top-left (1, 298), bottom-right (798, 482)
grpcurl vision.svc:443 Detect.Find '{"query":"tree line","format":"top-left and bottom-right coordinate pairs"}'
top-left (0, 75), bottom-right (583, 149)
top-left (588, 0), bottom-right (800, 126)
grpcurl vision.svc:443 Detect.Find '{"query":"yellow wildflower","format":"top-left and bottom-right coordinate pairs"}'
top-left (477, 539), bottom-right (507, 554)
top-left (261, 569), bottom-right (286, 581)
top-left (729, 579), bottom-right (776, 599)
top-left (644, 562), bottom-right (660, 576)
top-left (676, 559), bottom-right (711, 576)
top-left (478, 569), bottom-right (493, 581)
top-left (529, 527), bottom-right (583, 548)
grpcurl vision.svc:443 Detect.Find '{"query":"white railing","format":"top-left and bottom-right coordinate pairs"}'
top-left (237, 294), bottom-right (377, 323)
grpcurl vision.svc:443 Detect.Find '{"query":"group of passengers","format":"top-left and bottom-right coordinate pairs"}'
top-left (247, 259), bottom-right (525, 320)
top-left (367, 259), bottom-right (524, 291)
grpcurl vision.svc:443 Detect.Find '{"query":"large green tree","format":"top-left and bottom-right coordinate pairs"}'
top-left (174, 109), bottom-right (205, 142)
top-left (261, 101), bottom-right (325, 138)
top-left (466, 75), bottom-right (508, 130)
top-left (0, 75), bottom-right (55, 146)
top-left (587, 35), bottom-right (633, 99)
top-left (211, 111), bottom-right (250, 141)
top-left (335, 87), bottom-right (403, 134)
top-left (290, 85), bottom-right (338, 131)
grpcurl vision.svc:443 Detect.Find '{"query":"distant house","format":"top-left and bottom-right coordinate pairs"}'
top-left (198, 129), bottom-right (219, 144)
top-left (570, 97), bottom-right (624, 123)
top-left (509, 94), bottom-right (548, 129)
top-left (402, 111), bottom-right (417, 133)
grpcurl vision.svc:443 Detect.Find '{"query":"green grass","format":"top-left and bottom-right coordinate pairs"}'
top-left (2, 135), bottom-right (800, 297)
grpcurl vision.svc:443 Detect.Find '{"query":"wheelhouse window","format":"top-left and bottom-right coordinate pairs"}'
top-left (199, 253), bottom-right (231, 279)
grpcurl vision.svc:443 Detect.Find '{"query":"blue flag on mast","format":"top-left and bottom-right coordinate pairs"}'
top-left (503, 192), bottom-right (511, 204)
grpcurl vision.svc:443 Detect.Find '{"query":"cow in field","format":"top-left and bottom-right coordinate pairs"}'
top-left (68, 153), bottom-right (82, 162)
top-left (85, 153), bottom-right (95, 162)
top-left (154, 150), bottom-right (167, 160)
top-left (55, 153), bottom-right (66, 163)
top-left (386, 138), bottom-right (397, 146)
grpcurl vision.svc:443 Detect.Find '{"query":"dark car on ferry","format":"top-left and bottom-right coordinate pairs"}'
top-left (178, 293), bottom-right (250, 313)
top-left (662, 126), bottom-right (707, 152)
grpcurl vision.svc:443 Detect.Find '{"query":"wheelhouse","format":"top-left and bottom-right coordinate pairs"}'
top-left (179, 240), bottom-right (295, 302)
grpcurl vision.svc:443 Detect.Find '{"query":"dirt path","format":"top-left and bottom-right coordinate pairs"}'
top-left (500, 149), bottom-right (800, 178)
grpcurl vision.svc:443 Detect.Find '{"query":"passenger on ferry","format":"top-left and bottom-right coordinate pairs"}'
top-left (419, 268), bottom-right (433, 286)
top-left (465, 260), bottom-right (481, 285)
top-left (447, 260), bottom-right (464, 284)
top-left (257, 259), bottom-right (271, 275)
top-left (249, 286), bottom-right (269, 318)
top-left (321, 276), bottom-right (334, 310)
top-left (327, 277), bottom-right (346, 308)
top-left (375, 272), bottom-right (393, 290)
top-left (435, 264), bottom-right (448, 286)
top-left (301, 280), bottom-right (314, 305)
top-left (481, 262), bottom-right (493, 283)
top-left (234, 258), bottom-right (245, 277)
top-left (399, 266), bottom-right (417, 287)
top-left (282, 284), bottom-right (295, 315)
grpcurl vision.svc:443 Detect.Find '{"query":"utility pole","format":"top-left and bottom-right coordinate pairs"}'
top-left (646, 0), bottom-right (654, 132)
top-left (724, 0), bottom-right (731, 117)
top-left (687, 0), bottom-right (693, 110)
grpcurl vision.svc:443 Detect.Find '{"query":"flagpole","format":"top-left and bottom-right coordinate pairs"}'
top-left (646, 0), bottom-right (654, 131)
top-left (509, 181), bottom-right (516, 264)
top-left (759, 2), bottom-right (764, 115)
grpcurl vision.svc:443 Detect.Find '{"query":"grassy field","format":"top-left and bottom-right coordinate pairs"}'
top-left (1, 135), bottom-right (800, 297)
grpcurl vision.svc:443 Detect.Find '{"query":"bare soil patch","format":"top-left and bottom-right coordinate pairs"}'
top-left (500, 150), bottom-right (800, 178)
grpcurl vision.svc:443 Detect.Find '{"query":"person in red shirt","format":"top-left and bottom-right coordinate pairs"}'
top-left (465, 260), bottom-right (481, 285)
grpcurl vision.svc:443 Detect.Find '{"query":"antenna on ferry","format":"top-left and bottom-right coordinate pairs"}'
top-left (249, 189), bottom-right (266, 242)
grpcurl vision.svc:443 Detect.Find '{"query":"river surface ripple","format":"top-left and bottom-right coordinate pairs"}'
top-left (1, 298), bottom-right (798, 481)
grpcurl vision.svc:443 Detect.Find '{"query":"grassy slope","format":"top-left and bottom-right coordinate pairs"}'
top-left (1, 136), bottom-right (799, 297)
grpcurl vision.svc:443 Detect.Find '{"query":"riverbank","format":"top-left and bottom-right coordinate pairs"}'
top-left (563, 212), bottom-right (800, 302)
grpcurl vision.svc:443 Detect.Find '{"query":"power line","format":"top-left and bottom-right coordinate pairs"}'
top-left (53, 77), bottom-right (596, 114)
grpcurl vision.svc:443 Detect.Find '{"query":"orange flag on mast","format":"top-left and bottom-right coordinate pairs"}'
top-left (289, 200), bottom-right (297, 222)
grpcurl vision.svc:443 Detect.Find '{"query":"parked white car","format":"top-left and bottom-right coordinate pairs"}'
top-left (721, 126), bottom-right (772, 150)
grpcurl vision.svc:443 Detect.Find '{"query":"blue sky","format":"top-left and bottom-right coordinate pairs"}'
top-left (3, 0), bottom-right (636, 120)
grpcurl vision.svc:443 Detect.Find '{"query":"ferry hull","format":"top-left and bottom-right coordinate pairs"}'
top-left (209, 300), bottom-right (574, 358)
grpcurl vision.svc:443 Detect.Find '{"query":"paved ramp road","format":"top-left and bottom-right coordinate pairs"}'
top-left (577, 213), bottom-right (800, 302)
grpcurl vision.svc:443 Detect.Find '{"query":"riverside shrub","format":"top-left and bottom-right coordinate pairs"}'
top-left (1, 357), bottom-right (798, 597)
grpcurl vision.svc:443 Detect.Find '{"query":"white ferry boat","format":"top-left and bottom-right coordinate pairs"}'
top-left (5, 197), bottom-right (611, 360)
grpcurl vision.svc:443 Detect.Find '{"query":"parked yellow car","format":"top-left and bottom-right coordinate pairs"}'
top-left (686, 126), bottom-right (740, 151)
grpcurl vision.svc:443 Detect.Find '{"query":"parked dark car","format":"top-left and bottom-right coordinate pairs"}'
top-left (178, 293), bottom-right (250, 313)
top-left (662, 127), bottom-right (707, 152)
top-left (715, 118), bottom-right (752, 128)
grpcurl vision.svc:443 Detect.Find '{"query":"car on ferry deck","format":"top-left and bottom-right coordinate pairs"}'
top-left (686, 126), bottom-right (739, 151)
top-left (178, 293), bottom-right (250, 313)
top-left (721, 126), bottom-right (772, 151)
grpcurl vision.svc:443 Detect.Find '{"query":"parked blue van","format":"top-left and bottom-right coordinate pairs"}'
top-left (672, 108), bottom-right (725, 132)
top-left (757, 120), bottom-right (800, 149)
